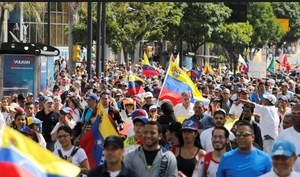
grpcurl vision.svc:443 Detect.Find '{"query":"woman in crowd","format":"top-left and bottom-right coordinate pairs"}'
top-left (53, 125), bottom-right (90, 176)
top-left (67, 96), bottom-right (84, 122)
top-left (156, 101), bottom-right (177, 138)
top-left (51, 107), bottom-right (77, 151)
top-left (119, 98), bottom-right (136, 121)
top-left (27, 116), bottom-right (47, 148)
top-left (1, 97), bottom-right (11, 125)
top-left (165, 121), bottom-right (182, 153)
top-left (175, 119), bottom-right (206, 177)
top-left (11, 107), bottom-right (27, 131)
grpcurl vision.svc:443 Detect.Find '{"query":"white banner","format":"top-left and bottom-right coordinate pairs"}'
top-left (248, 61), bottom-right (266, 78)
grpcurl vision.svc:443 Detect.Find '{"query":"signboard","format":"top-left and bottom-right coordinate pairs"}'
top-left (276, 18), bottom-right (289, 32)
top-left (3, 55), bottom-right (35, 96)
top-left (249, 61), bottom-right (266, 78)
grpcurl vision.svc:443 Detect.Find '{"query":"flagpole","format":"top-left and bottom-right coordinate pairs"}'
top-left (157, 55), bottom-right (173, 105)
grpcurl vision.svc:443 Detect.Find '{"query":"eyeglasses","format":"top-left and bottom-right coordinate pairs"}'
top-left (212, 135), bottom-right (225, 140)
top-left (150, 110), bottom-right (157, 113)
top-left (236, 131), bottom-right (253, 137)
top-left (57, 134), bottom-right (70, 139)
top-left (272, 155), bottom-right (289, 161)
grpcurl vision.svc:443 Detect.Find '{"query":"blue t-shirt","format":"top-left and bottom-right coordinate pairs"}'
top-left (250, 91), bottom-right (268, 104)
top-left (216, 148), bottom-right (272, 177)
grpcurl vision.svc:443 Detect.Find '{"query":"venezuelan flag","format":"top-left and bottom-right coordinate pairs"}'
top-left (0, 125), bottom-right (80, 177)
top-left (126, 74), bottom-right (146, 96)
top-left (142, 52), bottom-right (160, 76)
top-left (79, 102), bottom-right (119, 168)
top-left (159, 61), bottom-right (209, 106)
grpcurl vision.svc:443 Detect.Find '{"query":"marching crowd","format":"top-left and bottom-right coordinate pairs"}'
top-left (1, 58), bottom-right (300, 177)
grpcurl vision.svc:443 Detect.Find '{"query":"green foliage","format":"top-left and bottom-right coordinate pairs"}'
top-left (219, 21), bottom-right (253, 53)
top-left (247, 2), bottom-right (285, 48)
top-left (179, 2), bottom-right (232, 53)
top-left (271, 2), bottom-right (300, 43)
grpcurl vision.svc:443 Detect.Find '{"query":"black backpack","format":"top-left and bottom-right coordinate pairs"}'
top-left (58, 146), bottom-right (80, 160)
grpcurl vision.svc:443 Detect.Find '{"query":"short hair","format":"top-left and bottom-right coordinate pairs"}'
top-left (214, 109), bottom-right (226, 118)
top-left (242, 103), bottom-right (254, 113)
top-left (194, 100), bottom-right (204, 106)
top-left (237, 120), bottom-right (254, 134)
top-left (181, 90), bottom-right (191, 97)
top-left (212, 126), bottom-right (229, 138)
top-left (25, 100), bottom-right (34, 106)
top-left (145, 121), bottom-right (163, 134)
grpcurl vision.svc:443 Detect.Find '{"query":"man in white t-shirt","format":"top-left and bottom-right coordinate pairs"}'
top-left (193, 126), bottom-right (230, 177)
top-left (174, 90), bottom-right (195, 120)
top-left (200, 109), bottom-right (235, 152)
top-left (229, 88), bottom-right (251, 118)
top-left (275, 103), bottom-right (300, 172)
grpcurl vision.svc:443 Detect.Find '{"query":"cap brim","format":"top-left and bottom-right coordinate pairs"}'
top-left (272, 150), bottom-right (293, 157)
top-left (104, 142), bottom-right (122, 149)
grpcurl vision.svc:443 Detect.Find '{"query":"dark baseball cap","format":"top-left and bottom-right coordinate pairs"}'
top-left (103, 135), bottom-right (124, 149)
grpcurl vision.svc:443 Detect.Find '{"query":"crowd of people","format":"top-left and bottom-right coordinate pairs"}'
top-left (1, 57), bottom-right (300, 177)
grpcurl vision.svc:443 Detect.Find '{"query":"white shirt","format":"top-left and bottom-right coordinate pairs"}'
top-left (192, 155), bottom-right (219, 177)
top-left (0, 112), bottom-right (5, 125)
top-left (53, 146), bottom-right (87, 168)
top-left (228, 103), bottom-right (243, 118)
top-left (259, 169), bottom-right (300, 177)
top-left (276, 127), bottom-right (300, 172)
top-left (174, 102), bottom-right (195, 120)
top-left (200, 127), bottom-right (235, 152)
top-left (255, 103), bottom-right (280, 140)
top-left (72, 108), bottom-right (82, 122)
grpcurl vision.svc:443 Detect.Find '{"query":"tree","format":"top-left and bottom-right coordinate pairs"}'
top-left (247, 2), bottom-right (285, 51)
top-left (71, 2), bottom-right (183, 66)
top-left (105, 2), bottom-right (182, 65)
top-left (218, 22), bottom-right (253, 73)
top-left (271, 2), bottom-right (300, 43)
top-left (0, 2), bottom-right (15, 44)
top-left (179, 2), bottom-right (232, 54)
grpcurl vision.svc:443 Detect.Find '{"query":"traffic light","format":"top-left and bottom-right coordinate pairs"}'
top-left (72, 45), bottom-right (81, 62)
top-left (146, 46), bottom-right (153, 58)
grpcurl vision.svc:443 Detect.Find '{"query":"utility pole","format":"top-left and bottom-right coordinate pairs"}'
top-left (87, 2), bottom-right (92, 80)
top-left (96, 2), bottom-right (101, 78)
top-left (47, 2), bottom-right (51, 46)
top-left (101, 2), bottom-right (106, 77)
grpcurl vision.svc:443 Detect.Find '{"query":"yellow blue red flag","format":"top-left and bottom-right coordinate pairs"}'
top-left (80, 102), bottom-right (119, 168)
top-left (159, 61), bottom-right (209, 106)
top-left (0, 125), bottom-right (81, 177)
top-left (142, 52), bottom-right (160, 76)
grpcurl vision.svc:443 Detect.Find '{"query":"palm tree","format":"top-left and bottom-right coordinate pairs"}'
top-left (0, 2), bottom-right (15, 44)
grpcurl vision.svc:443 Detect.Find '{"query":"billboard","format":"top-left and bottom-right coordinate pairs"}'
top-left (3, 55), bottom-right (35, 96)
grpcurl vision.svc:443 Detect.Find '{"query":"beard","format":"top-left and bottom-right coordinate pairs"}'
top-left (213, 143), bottom-right (226, 151)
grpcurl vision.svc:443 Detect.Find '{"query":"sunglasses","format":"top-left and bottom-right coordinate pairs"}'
top-left (236, 131), bottom-right (253, 137)
top-left (272, 155), bottom-right (289, 161)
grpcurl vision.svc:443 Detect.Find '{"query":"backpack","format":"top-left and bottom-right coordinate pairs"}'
top-left (58, 146), bottom-right (80, 160)
top-left (204, 151), bottom-right (213, 177)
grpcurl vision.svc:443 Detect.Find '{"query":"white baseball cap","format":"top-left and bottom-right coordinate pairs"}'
top-left (263, 94), bottom-right (276, 105)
